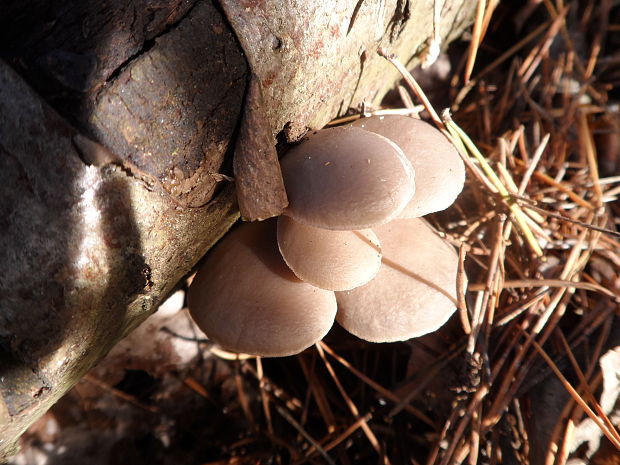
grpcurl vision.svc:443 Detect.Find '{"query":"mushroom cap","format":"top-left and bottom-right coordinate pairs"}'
top-left (188, 219), bottom-right (337, 357)
top-left (277, 215), bottom-right (382, 291)
top-left (351, 115), bottom-right (465, 217)
top-left (335, 218), bottom-right (460, 343)
top-left (280, 126), bottom-right (415, 230)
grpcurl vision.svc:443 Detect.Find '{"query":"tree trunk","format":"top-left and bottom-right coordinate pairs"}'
top-left (0, 0), bottom-right (476, 458)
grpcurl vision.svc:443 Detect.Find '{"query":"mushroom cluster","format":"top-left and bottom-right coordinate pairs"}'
top-left (188, 115), bottom-right (466, 357)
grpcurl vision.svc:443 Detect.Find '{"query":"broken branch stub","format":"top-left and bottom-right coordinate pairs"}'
top-left (233, 77), bottom-right (289, 220)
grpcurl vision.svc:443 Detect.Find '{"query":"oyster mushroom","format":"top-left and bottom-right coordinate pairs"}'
top-left (188, 219), bottom-right (337, 357)
top-left (351, 115), bottom-right (465, 217)
top-left (335, 217), bottom-right (460, 343)
top-left (280, 126), bottom-right (415, 230)
top-left (277, 215), bottom-right (382, 291)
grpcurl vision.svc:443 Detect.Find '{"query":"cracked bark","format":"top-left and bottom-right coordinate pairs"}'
top-left (0, 0), bottom-right (476, 457)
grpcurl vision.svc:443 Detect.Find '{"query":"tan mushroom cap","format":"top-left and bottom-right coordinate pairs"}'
top-left (280, 126), bottom-right (415, 230)
top-left (335, 218), bottom-right (460, 343)
top-left (188, 219), bottom-right (337, 357)
top-left (351, 115), bottom-right (465, 217)
top-left (277, 215), bottom-right (382, 291)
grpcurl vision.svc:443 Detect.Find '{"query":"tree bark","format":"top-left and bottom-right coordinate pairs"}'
top-left (0, 0), bottom-right (476, 458)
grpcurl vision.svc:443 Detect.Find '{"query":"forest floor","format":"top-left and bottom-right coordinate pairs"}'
top-left (8, 1), bottom-right (620, 464)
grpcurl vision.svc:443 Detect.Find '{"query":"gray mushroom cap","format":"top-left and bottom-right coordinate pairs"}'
top-left (280, 126), bottom-right (415, 230)
top-left (351, 115), bottom-right (465, 217)
top-left (188, 219), bottom-right (337, 357)
top-left (335, 218), bottom-right (460, 343)
top-left (277, 215), bottom-right (382, 291)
